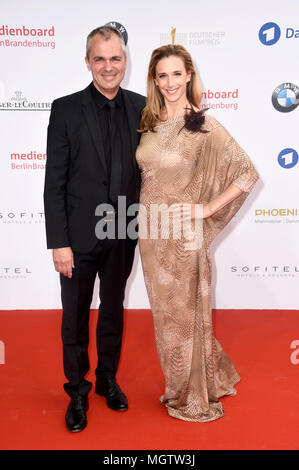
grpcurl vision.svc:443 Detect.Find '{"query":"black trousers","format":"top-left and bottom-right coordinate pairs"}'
top-left (60, 236), bottom-right (136, 398)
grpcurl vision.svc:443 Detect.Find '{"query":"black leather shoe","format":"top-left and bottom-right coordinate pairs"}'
top-left (95, 376), bottom-right (128, 411)
top-left (65, 395), bottom-right (88, 432)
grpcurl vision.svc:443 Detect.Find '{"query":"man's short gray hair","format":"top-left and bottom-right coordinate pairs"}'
top-left (86, 26), bottom-right (126, 59)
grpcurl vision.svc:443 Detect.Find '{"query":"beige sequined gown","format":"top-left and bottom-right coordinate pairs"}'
top-left (136, 114), bottom-right (258, 422)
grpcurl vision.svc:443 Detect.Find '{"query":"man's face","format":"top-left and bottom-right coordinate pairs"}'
top-left (85, 33), bottom-right (127, 98)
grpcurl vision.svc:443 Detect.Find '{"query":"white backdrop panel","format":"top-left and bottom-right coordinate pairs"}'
top-left (0, 0), bottom-right (298, 309)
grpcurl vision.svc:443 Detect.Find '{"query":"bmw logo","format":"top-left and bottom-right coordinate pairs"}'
top-left (105, 21), bottom-right (128, 45)
top-left (272, 83), bottom-right (299, 113)
top-left (278, 148), bottom-right (299, 169)
top-left (259, 22), bottom-right (281, 45)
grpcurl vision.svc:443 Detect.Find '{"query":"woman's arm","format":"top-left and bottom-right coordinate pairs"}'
top-left (192, 183), bottom-right (243, 219)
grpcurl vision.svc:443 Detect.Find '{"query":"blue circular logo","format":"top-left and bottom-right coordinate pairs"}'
top-left (278, 148), bottom-right (298, 169)
top-left (259, 22), bottom-right (281, 45)
top-left (272, 83), bottom-right (299, 113)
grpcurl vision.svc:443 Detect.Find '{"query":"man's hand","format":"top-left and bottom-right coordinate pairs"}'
top-left (53, 247), bottom-right (74, 278)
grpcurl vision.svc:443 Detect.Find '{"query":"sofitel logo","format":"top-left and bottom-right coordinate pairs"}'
top-left (0, 211), bottom-right (44, 224)
top-left (0, 91), bottom-right (51, 111)
top-left (230, 265), bottom-right (299, 278)
top-left (0, 267), bottom-right (32, 279)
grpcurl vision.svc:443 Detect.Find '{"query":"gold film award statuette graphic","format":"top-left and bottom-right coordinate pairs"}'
top-left (171, 27), bottom-right (176, 44)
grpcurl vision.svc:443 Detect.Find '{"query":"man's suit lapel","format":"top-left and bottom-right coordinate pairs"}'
top-left (81, 84), bottom-right (107, 174)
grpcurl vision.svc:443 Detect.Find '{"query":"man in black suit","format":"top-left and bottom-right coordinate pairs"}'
top-left (44, 25), bottom-right (145, 432)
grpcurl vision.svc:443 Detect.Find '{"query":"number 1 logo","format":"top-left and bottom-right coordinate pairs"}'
top-left (259, 22), bottom-right (281, 45)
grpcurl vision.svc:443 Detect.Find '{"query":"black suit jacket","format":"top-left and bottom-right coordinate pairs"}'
top-left (44, 83), bottom-right (146, 253)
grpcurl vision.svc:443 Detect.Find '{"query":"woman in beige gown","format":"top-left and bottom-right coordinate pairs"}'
top-left (136, 45), bottom-right (258, 422)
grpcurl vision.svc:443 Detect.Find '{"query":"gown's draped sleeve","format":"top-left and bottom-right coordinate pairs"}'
top-left (197, 119), bottom-right (259, 244)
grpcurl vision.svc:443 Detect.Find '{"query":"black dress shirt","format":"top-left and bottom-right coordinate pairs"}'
top-left (90, 83), bottom-right (134, 207)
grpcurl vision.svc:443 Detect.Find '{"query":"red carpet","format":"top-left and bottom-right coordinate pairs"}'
top-left (0, 309), bottom-right (298, 450)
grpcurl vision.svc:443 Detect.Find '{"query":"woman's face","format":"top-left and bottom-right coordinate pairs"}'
top-left (154, 55), bottom-right (191, 104)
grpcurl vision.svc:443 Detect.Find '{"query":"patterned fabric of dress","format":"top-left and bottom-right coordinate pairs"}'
top-left (136, 114), bottom-right (259, 422)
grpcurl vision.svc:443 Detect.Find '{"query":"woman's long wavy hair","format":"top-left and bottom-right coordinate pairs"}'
top-left (139, 44), bottom-right (203, 133)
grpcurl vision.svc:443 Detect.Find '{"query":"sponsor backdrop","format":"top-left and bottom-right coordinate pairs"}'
top-left (0, 0), bottom-right (298, 310)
